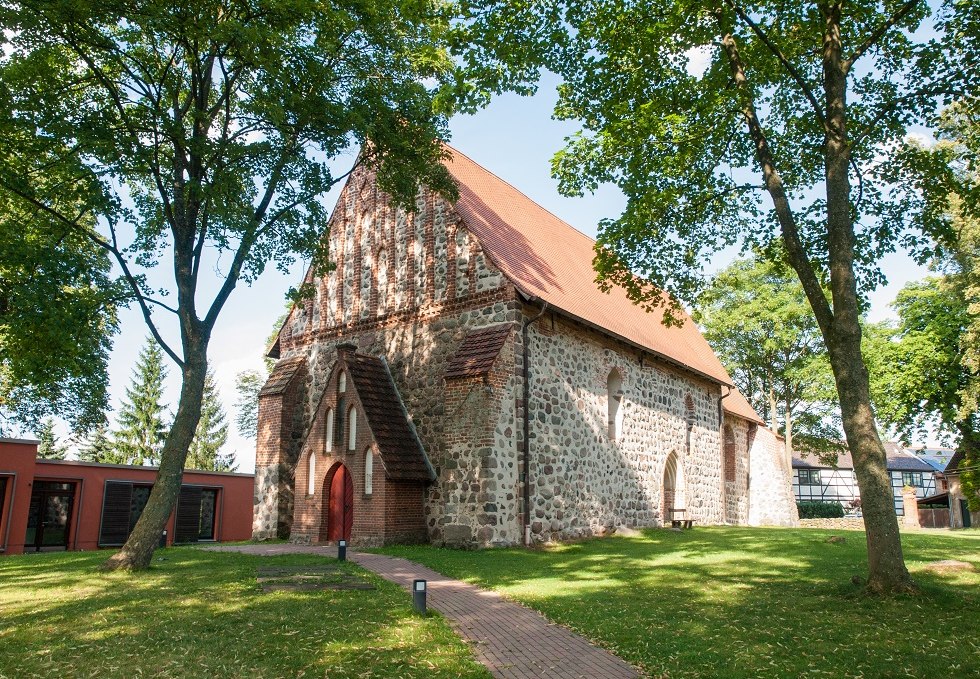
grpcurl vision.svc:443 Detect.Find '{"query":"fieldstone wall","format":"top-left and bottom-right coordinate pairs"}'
top-left (523, 315), bottom-right (729, 543)
top-left (746, 423), bottom-right (798, 526)
top-left (722, 418), bottom-right (750, 524)
top-left (438, 328), bottom-right (521, 547)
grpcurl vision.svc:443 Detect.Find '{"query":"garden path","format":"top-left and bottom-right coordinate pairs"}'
top-left (206, 544), bottom-right (639, 679)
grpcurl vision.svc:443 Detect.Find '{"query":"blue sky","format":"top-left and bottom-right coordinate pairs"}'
top-left (70, 71), bottom-right (931, 472)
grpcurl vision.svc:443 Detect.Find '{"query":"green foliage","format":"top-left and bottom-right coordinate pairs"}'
top-left (869, 277), bottom-right (972, 440)
top-left (796, 501), bottom-right (846, 519)
top-left (0, 200), bottom-right (120, 433)
top-left (77, 421), bottom-right (123, 464)
top-left (36, 417), bottom-right (66, 460)
top-left (383, 529), bottom-right (980, 677)
top-left (186, 368), bottom-right (234, 472)
top-left (457, 0), bottom-right (950, 308)
top-left (696, 256), bottom-right (835, 445)
top-left (0, 0), bottom-right (469, 563)
top-left (114, 339), bottom-right (170, 466)
top-left (234, 369), bottom-right (264, 440)
top-left (234, 311), bottom-right (287, 440)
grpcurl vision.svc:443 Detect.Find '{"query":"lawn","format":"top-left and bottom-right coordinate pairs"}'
top-left (0, 547), bottom-right (489, 679)
top-left (381, 528), bottom-right (980, 678)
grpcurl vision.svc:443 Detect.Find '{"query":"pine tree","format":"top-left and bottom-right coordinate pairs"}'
top-left (114, 339), bottom-right (169, 466)
top-left (36, 417), bottom-right (66, 459)
top-left (78, 421), bottom-right (122, 464)
top-left (187, 368), bottom-right (234, 472)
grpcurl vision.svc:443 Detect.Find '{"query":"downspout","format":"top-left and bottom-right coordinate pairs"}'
top-left (522, 298), bottom-right (549, 547)
top-left (718, 386), bottom-right (733, 522)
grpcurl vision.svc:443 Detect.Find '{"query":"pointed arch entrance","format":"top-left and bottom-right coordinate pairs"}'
top-left (321, 463), bottom-right (354, 542)
top-left (662, 452), bottom-right (686, 522)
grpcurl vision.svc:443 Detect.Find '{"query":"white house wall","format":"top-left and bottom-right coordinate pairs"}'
top-left (793, 468), bottom-right (937, 516)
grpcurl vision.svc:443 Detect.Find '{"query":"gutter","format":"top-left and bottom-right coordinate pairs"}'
top-left (521, 298), bottom-right (549, 547)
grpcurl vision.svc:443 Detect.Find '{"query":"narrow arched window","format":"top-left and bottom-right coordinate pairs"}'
top-left (307, 452), bottom-right (316, 496)
top-left (335, 396), bottom-right (345, 450)
top-left (325, 408), bottom-right (334, 452)
top-left (338, 371), bottom-right (346, 393)
top-left (377, 249), bottom-right (390, 315)
top-left (724, 424), bottom-right (737, 483)
top-left (348, 406), bottom-right (357, 450)
top-left (607, 369), bottom-right (623, 440)
top-left (364, 449), bottom-right (373, 496)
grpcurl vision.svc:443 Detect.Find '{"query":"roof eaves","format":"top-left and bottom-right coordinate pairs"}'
top-left (380, 356), bottom-right (436, 482)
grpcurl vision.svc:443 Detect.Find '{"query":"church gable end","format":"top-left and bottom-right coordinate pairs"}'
top-left (276, 165), bottom-right (507, 354)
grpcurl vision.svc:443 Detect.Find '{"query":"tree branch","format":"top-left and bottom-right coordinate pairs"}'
top-left (715, 18), bottom-right (836, 335)
top-left (843, 0), bottom-right (923, 72)
top-left (724, 0), bottom-right (828, 133)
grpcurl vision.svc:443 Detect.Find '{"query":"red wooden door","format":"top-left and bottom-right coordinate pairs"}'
top-left (327, 465), bottom-right (354, 541)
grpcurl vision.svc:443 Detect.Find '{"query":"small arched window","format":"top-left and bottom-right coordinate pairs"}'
top-left (325, 408), bottom-right (334, 452)
top-left (724, 424), bottom-right (737, 483)
top-left (335, 397), bottom-right (345, 450)
top-left (307, 452), bottom-right (316, 496)
top-left (364, 449), bottom-right (373, 495)
top-left (607, 369), bottom-right (623, 440)
top-left (338, 371), bottom-right (346, 393)
top-left (348, 406), bottom-right (357, 450)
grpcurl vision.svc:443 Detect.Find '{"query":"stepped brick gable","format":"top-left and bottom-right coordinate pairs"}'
top-left (253, 146), bottom-right (797, 547)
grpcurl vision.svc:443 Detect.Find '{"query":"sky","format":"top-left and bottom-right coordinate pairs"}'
top-left (51, 71), bottom-right (932, 472)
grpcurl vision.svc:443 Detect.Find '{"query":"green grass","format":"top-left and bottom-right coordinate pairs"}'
top-left (0, 548), bottom-right (489, 679)
top-left (381, 528), bottom-right (980, 678)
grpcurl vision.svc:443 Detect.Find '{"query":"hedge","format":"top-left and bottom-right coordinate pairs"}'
top-left (797, 501), bottom-right (846, 519)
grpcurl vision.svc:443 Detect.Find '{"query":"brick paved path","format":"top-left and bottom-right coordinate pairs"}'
top-left (206, 544), bottom-right (639, 679)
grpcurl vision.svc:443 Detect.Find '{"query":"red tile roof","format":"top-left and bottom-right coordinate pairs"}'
top-left (445, 324), bottom-right (514, 379)
top-left (443, 146), bottom-right (761, 423)
top-left (259, 356), bottom-right (305, 396)
top-left (343, 353), bottom-right (434, 482)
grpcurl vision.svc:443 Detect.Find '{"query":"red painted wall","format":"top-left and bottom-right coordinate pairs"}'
top-left (0, 439), bottom-right (40, 555)
top-left (0, 439), bottom-right (254, 555)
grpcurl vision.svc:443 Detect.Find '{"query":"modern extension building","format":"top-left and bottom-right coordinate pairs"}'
top-left (0, 438), bottom-right (254, 555)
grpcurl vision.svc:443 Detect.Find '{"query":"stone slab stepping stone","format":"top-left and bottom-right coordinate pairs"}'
top-left (256, 565), bottom-right (375, 592)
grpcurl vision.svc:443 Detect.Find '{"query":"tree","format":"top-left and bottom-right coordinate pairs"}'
top-left (233, 312), bottom-right (285, 440)
top-left (114, 339), bottom-right (170, 467)
top-left (186, 368), bottom-right (235, 472)
top-left (0, 0), bottom-right (459, 569)
top-left (233, 370), bottom-right (264, 441)
top-left (36, 417), bottom-right (66, 460)
top-left (78, 421), bottom-right (123, 464)
top-left (695, 256), bottom-right (835, 459)
top-left (0, 200), bottom-right (121, 434)
top-left (461, 0), bottom-right (971, 591)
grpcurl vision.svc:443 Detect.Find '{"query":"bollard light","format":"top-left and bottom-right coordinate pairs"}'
top-left (412, 579), bottom-right (427, 615)
top-left (338, 539), bottom-right (347, 561)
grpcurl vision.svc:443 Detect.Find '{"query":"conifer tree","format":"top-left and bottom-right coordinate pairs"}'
top-left (78, 421), bottom-right (122, 464)
top-left (114, 339), bottom-right (170, 466)
top-left (186, 369), bottom-right (234, 472)
top-left (36, 417), bottom-right (66, 459)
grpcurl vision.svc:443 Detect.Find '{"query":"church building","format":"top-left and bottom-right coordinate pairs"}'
top-left (252, 146), bottom-right (797, 547)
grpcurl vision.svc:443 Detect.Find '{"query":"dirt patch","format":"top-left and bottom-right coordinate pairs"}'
top-left (257, 565), bottom-right (375, 592)
top-left (921, 559), bottom-right (975, 573)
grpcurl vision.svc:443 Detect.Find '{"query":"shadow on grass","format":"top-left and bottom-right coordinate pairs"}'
top-left (0, 548), bottom-right (489, 679)
top-left (380, 527), bottom-right (980, 679)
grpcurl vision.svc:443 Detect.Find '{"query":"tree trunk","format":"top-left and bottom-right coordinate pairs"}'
top-left (820, 1), bottom-right (913, 593)
top-left (101, 344), bottom-right (208, 570)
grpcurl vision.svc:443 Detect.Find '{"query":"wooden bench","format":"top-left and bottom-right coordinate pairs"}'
top-left (669, 509), bottom-right (695, 529)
